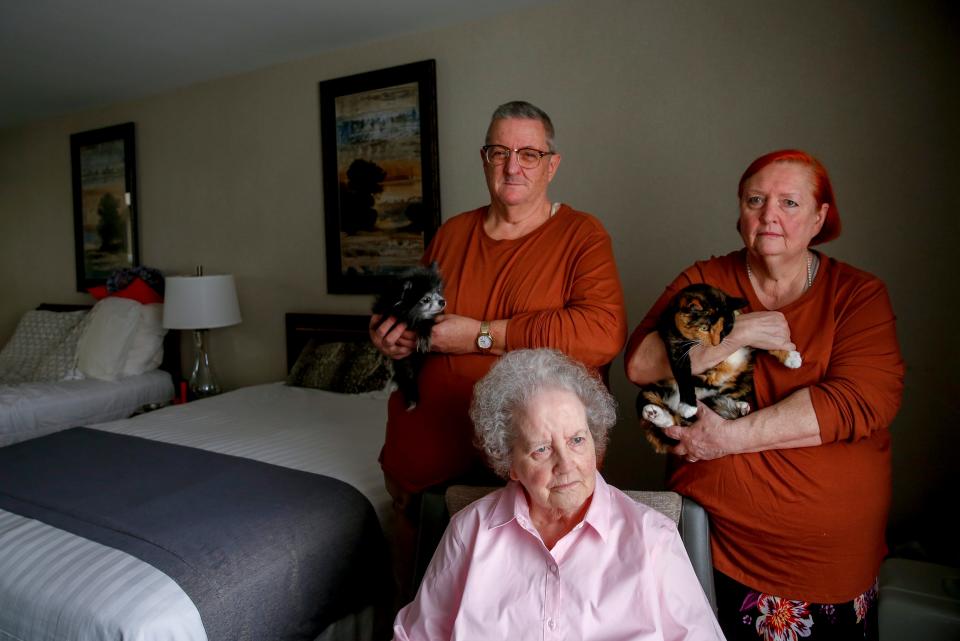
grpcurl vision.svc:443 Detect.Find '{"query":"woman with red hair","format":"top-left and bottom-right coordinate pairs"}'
top-left (626, 149), bottom-right (904, 640)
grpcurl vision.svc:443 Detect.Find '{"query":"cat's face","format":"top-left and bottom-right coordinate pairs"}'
top-left (673, 285), bottom-right (747, 347)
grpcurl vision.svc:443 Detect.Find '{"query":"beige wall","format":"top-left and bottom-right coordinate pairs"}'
top-left (1, 0), bottom-right (956, 563)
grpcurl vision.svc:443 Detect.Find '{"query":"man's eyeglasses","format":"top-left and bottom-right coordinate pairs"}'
top-left (482, 145), bottom-right (555, 169)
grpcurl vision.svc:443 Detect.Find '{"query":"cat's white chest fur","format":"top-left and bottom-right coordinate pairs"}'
top-left (725, 347), bottom-right (751, 370)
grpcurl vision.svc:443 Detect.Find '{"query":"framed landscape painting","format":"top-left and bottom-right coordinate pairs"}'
top-left (319, 59), bottom-right (440, 294)
top-left (70, 122), bottom-right (140, 292)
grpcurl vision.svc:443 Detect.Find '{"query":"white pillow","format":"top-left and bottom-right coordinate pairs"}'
top-left (76, 297), bottom-right (143, 381)
top-left (121, 303), bottom-right (167, 377)
top-left (0, 309), bottom-right (88, 383)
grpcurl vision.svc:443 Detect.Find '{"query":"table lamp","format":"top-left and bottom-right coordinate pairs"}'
top-left (162, 269), bottom-right (242, 398)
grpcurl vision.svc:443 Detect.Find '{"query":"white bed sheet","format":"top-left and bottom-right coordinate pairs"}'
top-left (0, 382), bottom-right (391, 641)
top-left (0, 369), bottom-right (174, 447)
top-left (94, 382), bottom-right (392, 525)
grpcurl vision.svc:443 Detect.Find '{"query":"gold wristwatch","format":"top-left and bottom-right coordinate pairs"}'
top-left (477, 320), bottom-right (493, 351)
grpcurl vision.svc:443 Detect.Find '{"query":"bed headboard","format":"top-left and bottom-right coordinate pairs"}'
top-left (284, 313), bottom-right (371, 373)
top-left (37, 303), bottom-right (181, 380)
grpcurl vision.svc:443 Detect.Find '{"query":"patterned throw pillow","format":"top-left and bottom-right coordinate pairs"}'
top-left (33, 312), bottom-right (94, 381)
top-left (0, 310), bottom-right (89, 384)
top-left (286, 340), bottom-right (392, 394)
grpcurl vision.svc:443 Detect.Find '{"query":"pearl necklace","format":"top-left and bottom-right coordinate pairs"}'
top-left (746, 252), bottom-right (815, 291)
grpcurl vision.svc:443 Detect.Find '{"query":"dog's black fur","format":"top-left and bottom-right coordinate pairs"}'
top-left (371, 263), bottom-right (445, 409)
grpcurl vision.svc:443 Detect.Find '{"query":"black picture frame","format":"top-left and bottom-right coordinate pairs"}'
top-left (70, 122), bottom-right (140, 292)
top-left (319, 59), bottom-right (441, 294)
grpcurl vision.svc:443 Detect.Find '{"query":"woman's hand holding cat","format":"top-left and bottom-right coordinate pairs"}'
top-left (663, 403), bottom-right (733, 462)
top-left (370, 314), bottom-right (416, 359)
top-left (727, 311), bottom-right (796, 352)
top-left (666, 392), bottom-right (822, 459)
top-left (630, 311), bottom-right (796, 385)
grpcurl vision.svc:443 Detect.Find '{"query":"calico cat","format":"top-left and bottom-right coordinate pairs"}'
top-left (371, 262), bottom-right (446, 409)
top-left (637, 283), bottom-right (802, 453)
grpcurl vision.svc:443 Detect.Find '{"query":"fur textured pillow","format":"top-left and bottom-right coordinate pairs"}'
top-left (286, 340), bottom-right (392, 394)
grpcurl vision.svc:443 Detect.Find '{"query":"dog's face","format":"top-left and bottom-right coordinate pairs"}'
top-left (410, 287), bottom-right (445, 321)
top-left (372, 263), bottom-right (445, 325)
top-left (397, 267), bottom-right (445, 322)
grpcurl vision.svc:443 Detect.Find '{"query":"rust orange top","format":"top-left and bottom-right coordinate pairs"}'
top-left (380, 204), bottom-right (627, 493)
top-left (626, 249), bottom-right (905, 602)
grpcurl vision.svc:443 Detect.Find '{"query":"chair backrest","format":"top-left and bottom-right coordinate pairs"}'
top-left (440, 484), bottom-right (716, 612)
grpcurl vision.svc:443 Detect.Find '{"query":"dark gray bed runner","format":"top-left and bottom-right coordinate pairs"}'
top-left (0, 427), bottom-right (388, 641)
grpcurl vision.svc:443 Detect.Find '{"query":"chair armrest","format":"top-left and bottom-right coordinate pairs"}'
top-left (679, 496), bottom-right (717, 612)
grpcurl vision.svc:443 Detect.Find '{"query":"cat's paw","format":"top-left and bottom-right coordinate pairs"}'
top-left (678, 402), bottom-right (698, 419)
top-left (735, 401), bottom-right (751, 416)
top-left (642, 404), bottom-right (674, 428)
top-left (784, 350), bottom-right (802, 369)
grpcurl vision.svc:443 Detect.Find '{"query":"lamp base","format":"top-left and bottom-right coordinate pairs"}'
top-left (189, 329), bottom-right (222, 398)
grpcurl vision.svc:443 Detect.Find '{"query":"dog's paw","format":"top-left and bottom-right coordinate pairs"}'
top-left (642, 404), bottom-right (674, 428)
top-left (784, 350), bottom-right (802, 369)
top-left (678, 402), bottom-right (698, 419)
top-left (736, 401), bottom-right (751, 416)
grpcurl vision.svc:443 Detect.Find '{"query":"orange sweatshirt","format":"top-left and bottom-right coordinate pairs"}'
top-left (380, 204), bottom-right (627, 493)
top-left (625, 249), bottom-right (904, 603)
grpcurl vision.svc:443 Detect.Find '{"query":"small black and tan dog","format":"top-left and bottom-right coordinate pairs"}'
top-left (372, 263), bottom-right (445, 409)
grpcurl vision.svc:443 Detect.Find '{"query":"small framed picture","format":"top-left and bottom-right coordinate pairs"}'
top-left (70, 122), bottom-right (139, 292)
top-left (319, 60), bottom-right (441, 294)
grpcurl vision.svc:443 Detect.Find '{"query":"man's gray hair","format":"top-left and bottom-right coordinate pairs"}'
top-left (485, 100), bottom-right (556, 152)
top-left (470, 349), bottom-right (616, 479)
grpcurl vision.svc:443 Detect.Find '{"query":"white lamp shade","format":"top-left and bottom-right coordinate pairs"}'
top-left (162, 274), bottom-right (242, 330)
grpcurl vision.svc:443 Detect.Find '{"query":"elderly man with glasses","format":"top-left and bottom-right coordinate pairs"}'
top-left (370, 100), bottom-right (627, 600)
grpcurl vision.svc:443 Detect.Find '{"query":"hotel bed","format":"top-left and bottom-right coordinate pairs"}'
top-left (0, 313), bottom-right (393, 641)
top-left (0, 369), bottom-right (174, 446)
top-left (0, 303), bottom-right (177, 447)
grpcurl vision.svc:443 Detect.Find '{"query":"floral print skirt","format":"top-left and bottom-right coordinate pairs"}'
top-left (715, 571), bottom-right (878, 641)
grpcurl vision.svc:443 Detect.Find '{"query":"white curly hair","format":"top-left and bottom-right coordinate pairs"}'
top-left (470, 349), bottom-right (616, 479)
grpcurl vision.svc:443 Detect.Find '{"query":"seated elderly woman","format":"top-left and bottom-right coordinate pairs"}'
top-left (392, 349), bottom-right (723, 640)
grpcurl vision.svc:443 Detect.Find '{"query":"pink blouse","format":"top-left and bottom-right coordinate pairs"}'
top-left (393, 473), bottom-right (724, 641)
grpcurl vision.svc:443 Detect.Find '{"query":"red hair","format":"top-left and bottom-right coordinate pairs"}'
top-left (737, 149), bottom-right (841, 245)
